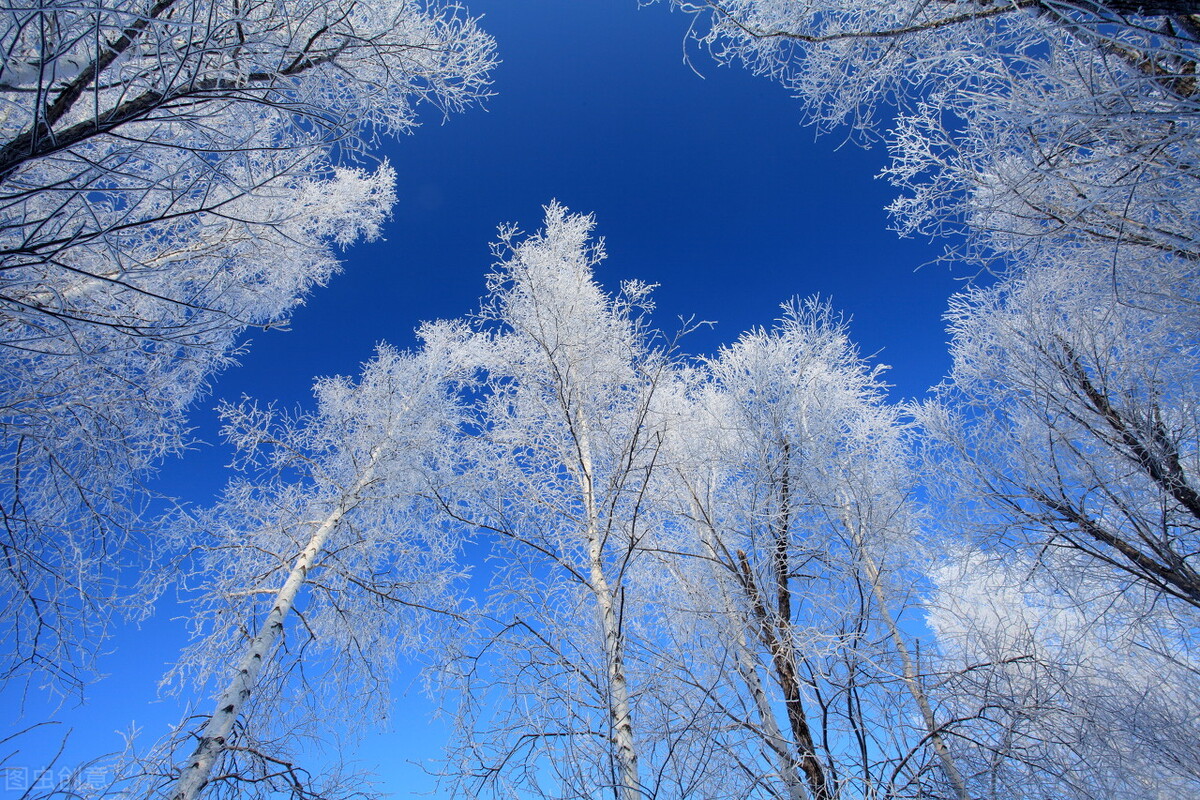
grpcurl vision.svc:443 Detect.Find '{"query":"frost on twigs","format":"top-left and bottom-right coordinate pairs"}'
top-left (0, 0), bottom-right (494, 696)
top-left (673, 0), bottom-right (1200, 302)
top-left (916, 261), bottom-right (1200, 796)
top-left (155, 326), bottom-right (478, 800)
top-left (436, 204), bottom-right (680, 800)
top-left (434, 207), bottom-right (964, 800)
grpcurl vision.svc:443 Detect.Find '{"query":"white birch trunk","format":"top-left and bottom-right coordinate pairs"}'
top-left (843, 508), bottom-right (971, 800)
top-left (574, 412), bottom-right (641, 800)
top-left (168, 454), bottom-right (383, 800)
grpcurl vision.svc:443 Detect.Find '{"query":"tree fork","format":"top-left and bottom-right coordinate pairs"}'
top-left (688, 496), bottom-right (812, 800)
top-left (735, 549), bottom-right (833, 800)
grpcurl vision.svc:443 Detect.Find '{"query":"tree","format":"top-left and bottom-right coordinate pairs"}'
top-left (436, 204), bottom-right (679, 800)
top-left (926, 263), bottom-right (1199, 612)
top-left (671, 0), bottom-right (1200, 304)
top-left (927, 548), bottom-right (1200, 799)
top-left (0, 0), bottom-right (494, 694)
top-left (1, 165), bottom-right (396, 697)
top-left (917, 262), bottom-right (1200, 796)
top-left (664, 299), bottom-right (970, 800)
top-left (668, 6), bottom-right (1199, 788)
top-left (143, 325), bottom-right (476, 800)
top-left (0, 0), bottom-right (492, 357)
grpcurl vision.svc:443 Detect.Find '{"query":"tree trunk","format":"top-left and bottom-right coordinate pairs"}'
top-left (575, 414), bottom-right (641, 800)
top-left (735, 643), bottom-right (812, 800)
top-left (767, 444), bottom-right (833, 800)
top-left (168, 455), bottom-right (381, 800)
top-left (689, 495), bottom-right (811, 800)
top-left (740, 549), bottom-right (833, 800)
top-left (844, 510), bottom-right (971, 800)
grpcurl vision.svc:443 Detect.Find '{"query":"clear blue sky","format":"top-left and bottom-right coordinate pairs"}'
top-left (211, 0), bottom-right (958, 413)
top-left (3, 0), bottom-right (963, 796)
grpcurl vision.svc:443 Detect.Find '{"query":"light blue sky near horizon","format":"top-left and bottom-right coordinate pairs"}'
top-left (2, 0), bottom-right (966, 796)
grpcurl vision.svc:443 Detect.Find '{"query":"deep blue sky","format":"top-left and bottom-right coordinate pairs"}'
top-left (214, 0), bottom-right (957, 413)
top-left (3, 0), bottom-right (963, 796)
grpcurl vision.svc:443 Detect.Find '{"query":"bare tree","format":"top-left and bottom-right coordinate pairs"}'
top-left (1, 165), bottom-right (396, 698)
top-left (664, 2), bottom-right (1199, 793)
top-left (918, 261), bottom-right (1200, 796)
top-left (0, 0), bottom-right (492, 359)
top-left (663, 300), bottom-right (971, 800)
top-left (927, 548), bottom-right (1200, 799)
top-left (925, 263), bottom-right (1199, 612)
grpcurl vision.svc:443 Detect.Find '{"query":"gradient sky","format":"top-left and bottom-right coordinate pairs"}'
top-left (3, 0), bottom-right (967, 796)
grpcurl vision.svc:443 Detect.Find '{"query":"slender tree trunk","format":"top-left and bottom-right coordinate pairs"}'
top-left (735, 642), bottom-right (812, 800)
top-left (168, 454), bottom-right (382, 800)
top-left (688, 493), bottom-right (810, 800)
top-left (843, 509), bottom-right (971, 800)
top-left (735, 546), bottom-right (833, 800)
top-left (575, 414), bottom-right (641, 800)
top-left (765, 444), bottom-right (833, 800)
top-left (589, 556), bottom-right (640, 800)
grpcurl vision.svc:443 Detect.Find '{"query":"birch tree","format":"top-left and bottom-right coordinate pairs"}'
top-left (670, 0), bottom-right (1200, 305)
top-left (437, 204), bottom-right (678, 800)
top-left (2, 165), bottom-right (396, 697)
top-left (665, 300), bottom-right (969, 800)
top-left (146, 324), bottom-right (476, 800)
top-left (670, 2), bottom-right (1199, 789)
top-left (0, 0), bottom-right (494, 693)
top-left (918, 261), bottom-right (1200, 796)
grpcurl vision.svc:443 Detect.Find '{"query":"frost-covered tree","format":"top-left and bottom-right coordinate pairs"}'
top-left (0, 0), bottom-right (494, 693)
top-left (670, 0), bottom-right (1200, 303)
top-left (663, 300), bottom-right (968, 800)
top-left (919, 262), bottom-right (1200, 796)
top-left (436, 205), bottom-right (679, 800)
top-left (667, 3), bottom-right (1199, 793)
top-left (142, 325), bottom-right (477, 800)
top-left (928, 549), bottom-right (1200, 799)
top-left (926, 264), bottom-right (1200, 612)
top-left (0, 0), bottom-right (492, 361)
top-left (1, 166), bottom-right (396, 697)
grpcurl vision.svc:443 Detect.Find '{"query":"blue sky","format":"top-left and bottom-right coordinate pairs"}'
top-left (3, 0), bottom-right (965, 796)
top-left (210, 0), bottom-right (958, 413)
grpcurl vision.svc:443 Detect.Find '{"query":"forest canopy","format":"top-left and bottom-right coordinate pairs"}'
top-left (0, 0), bottom-right (1196, 799)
